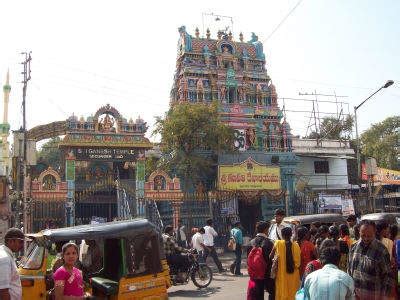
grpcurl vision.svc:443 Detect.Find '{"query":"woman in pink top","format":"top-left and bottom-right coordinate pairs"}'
top-left (53, 242), bottom-right (84, 299)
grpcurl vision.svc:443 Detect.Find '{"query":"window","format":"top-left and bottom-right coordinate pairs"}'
top-left (19, 242), bottom-right (44, 270)
top-left (314, 161), bottom-right (329, 174)
top-left (188, 91), bottom-right (197, 102)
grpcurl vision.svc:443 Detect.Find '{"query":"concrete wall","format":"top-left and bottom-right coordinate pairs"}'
top-left (296, 156), bottom-right (351, 190)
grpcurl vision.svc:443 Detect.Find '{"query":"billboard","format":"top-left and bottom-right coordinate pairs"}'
top-left (362, 164), bottom-right (400, 185)
top-left (218, 157), bottom-right (280, 190)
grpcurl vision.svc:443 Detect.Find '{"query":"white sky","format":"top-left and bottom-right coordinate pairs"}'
top-left (1, 0), bottom-right (399, 145)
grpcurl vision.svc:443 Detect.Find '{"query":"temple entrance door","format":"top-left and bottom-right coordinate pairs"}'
top-left (238, 198), bottom-right (262, 236)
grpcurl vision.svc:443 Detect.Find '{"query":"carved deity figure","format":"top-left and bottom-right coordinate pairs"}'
top-left (248, 32), bottom-right (265, 60)
top-left (197, 79), bottom-right (204, 91)
top-left (245, 128), bottom-right (256, 149)
top-left (217, 55), bottom-right (223, 68)
top-left (154, 175), bottom-right (166, 190)
top-left (42, 175), bottom-right (56, 190)
top-left (178, 77), bottom-right (188, 101)
top-left (178, 26), bottom-right (193, 52)
top-left (256, 84), bottom-right (263, 105)
top-left (101, 114), bottom-right (114, 132)
top-left (238, 87), bottom-right (244, 103)
top-left (219, 85), bottom-right (227, 102)
top-left (197, 79), bottom-right (204, 101)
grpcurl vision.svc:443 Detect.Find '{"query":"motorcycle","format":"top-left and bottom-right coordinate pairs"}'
top-left (169, 250), bottom-right (213, 288)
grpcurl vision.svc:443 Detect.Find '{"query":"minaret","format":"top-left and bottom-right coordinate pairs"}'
top-left (3, 70), bottom-right (10, 124)
top-left (1, 70), bottom-right (11, 175)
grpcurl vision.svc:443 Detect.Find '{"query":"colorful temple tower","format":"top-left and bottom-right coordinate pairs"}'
top-left (170, 27), bottom-right (298, 233)
top-left (1, 70), bottom-right (11, 176)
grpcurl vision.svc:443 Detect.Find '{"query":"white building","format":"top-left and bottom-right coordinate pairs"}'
top-left (292, 138), bottom-right (355, 192)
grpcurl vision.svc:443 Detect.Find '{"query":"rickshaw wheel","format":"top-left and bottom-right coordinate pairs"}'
top-left (191, 265), bottom-right (213, 288)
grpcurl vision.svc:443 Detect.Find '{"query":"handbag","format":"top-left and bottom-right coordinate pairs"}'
top-left (270, 253), bottom-right (278, 279)
top-left (227, 236), bottom-right (236, 251)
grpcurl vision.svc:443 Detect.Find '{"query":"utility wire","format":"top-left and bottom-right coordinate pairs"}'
top-left (263, 0), bottom-right (304, 42)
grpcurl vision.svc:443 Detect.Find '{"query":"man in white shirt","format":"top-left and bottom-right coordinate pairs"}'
top-left (175, 221), bottom-right (187, 248)
top-left (191, 227), bottom-right (209, 261)
top-left (203, 219), bottom-right (225, 272)
top-left (0, 228), bottom-right (25, 300)
top-left (268, 208), bottom-right (288, 241)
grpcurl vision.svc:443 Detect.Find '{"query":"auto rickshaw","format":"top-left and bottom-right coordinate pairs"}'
top-left (18, 218), bottom-right (171, 300)
top-left (282, 213), bottom-right (346, 228)
top-left (361, 212), bottom-right (400, 225)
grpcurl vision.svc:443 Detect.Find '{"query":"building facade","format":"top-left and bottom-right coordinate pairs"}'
top-left (292, 138), bottom-right (355, 214)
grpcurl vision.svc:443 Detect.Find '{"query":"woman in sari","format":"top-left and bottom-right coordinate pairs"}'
top-left (272, 227), bottom-right (300, 300)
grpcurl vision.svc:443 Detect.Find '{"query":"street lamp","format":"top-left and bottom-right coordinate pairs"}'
top-left (355, 80), bottom-right (394, 179)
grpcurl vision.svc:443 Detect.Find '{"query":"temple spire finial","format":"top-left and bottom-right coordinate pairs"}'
top-left (206, 28), bottom-right (210, 39)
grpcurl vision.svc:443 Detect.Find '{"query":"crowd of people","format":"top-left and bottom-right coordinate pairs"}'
top-left (1, 211), bottom-right (399, 300)
top-left (246, 209), bottom-right (399, 300)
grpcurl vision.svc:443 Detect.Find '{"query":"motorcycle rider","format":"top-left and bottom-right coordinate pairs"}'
top-left (162, 225), bottom-right (190, 275)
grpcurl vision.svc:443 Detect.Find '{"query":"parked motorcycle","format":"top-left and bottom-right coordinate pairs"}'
top-left (169, 251), bottom-right (213, 288)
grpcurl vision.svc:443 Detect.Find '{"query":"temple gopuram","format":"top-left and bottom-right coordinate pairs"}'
top-left (167, 26), bottom-right (298, 233)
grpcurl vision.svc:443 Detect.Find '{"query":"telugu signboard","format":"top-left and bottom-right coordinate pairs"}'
top-left (218, 157), bottom-right (281, 190)
top-left (361, 164), bottom-right (400, 185)
top-left (74, 147), bottom-right (137, 161)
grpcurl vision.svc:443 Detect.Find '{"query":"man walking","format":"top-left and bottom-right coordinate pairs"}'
top-left (247, 221), bottom-right (275, 300)
top-left (230, 221), bottom-right (243, 276)
top-left (304, 246), bottom-right (355, 299)
top-left (175, 220), bottom-right (187, 248)
top-left (347, 219), bottom-right (394, 299)
top-left (0, 228), bottom-right (25, 300)
top-left (203, 219), bottom-right (225, 273)
top-left (268, 208), bottom-right (287, 242)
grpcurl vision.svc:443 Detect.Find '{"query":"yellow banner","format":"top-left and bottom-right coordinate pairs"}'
top-left (218, 157), bottom-right (281, 190)
top-left (374, 167), bottom-right (400, 185)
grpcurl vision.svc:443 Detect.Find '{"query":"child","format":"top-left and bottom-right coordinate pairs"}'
top-left (53, 242), bottom-right (84, 299)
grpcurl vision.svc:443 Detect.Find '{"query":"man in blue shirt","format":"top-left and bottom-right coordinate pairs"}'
top-left (230, 221), bottom-right (243, 276)
top-left (304, 246), bottom-right (355, 300)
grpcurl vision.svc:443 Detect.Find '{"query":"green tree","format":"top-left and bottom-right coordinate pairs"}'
top-left (145, 154), bottom-right (160, 178)
top-left (37, 137), bottom-right (62, 171)
top-left (361, 116), bottom-right (400, 170)
top-left (153, 101), bottom-right (235, 190)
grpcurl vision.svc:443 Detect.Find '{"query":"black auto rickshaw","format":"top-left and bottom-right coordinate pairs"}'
top-left (361, 212), bottom-right (400, 225)
top-left (282, 213), bottom-right (347, 228)
top-left (18, 218), bottom-right (170, 300)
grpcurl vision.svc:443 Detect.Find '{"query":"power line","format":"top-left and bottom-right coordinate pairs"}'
top-left (263, 0), bottom-right (304, 42)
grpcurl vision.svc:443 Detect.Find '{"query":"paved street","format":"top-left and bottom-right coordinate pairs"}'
top-left (168, 252), bottom-right (249, 299)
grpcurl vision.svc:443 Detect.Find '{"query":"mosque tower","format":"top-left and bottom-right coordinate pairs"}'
top-left (1, 70), bottom-right (11, 175)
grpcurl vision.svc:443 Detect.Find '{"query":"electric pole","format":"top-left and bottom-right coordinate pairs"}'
top-left (21, 52), bottom-right (31, 242)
